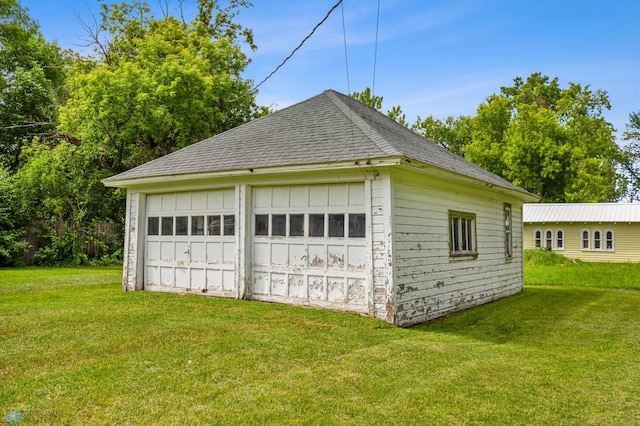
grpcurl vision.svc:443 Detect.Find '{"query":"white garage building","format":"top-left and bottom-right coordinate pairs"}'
top-left (103, 90), bottom-right (537, 326)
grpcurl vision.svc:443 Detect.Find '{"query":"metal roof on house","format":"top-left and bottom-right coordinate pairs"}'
top-left (523, 203), bottom-right (640, 223)
top-left (103, 89), bottom-right (530, 196)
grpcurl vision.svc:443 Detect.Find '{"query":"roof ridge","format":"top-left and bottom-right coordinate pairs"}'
top-left (323, 90), bottom-right (403, 157)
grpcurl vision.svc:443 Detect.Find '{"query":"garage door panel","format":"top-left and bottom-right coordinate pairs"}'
top-left (222, 242), bottom-right (235, 263)
top-left (161, 242), bottom-right (174, 261)
top-left (288, 274), bottom-right (305, 298)
top-left (327, 245), bottom-right (345, 269)
top-left (271, 243), bottom-right (288, 266)
top-left (147, 242), bottom-right (160, 261)
top-left (288, 244), bottom-right (307, 267)
top-left (347, 246), bottom-right (366, 271)
top-left (347, 278), bottom-right (366, 303)
top-left (160, 267), bottom-right (173, 286)
top-left (206, 242), bottom-right (222, 264)
top-left (254, 242), bottom-right (270, 266)
top-left (253, 272), bottom-right (269, 295)
top-left (222, 270), bottom-right (235, 292)
top-left (176, 242), bottom-right (190, 262)
top-left (146, 266), bottom-right (159, 286)
top-left (271, 273), bottom-right (287, 296)
top-left (207, 269), bottom-right (222, 291)
top-left (308, 276), bottom-right (325, 300)
top-left (175, 268), bottom-right (189, 289)
top-left (327, 277), bottom-right (345, 302)
top-left (308, 245), bottom-right (326, 269)
top-left (191, 269), bottom-right (206, 290)
top-left (191, 242), bottom-right (206, 263)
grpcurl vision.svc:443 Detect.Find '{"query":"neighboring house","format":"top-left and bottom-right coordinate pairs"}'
top-left (523, 203), bottom-right (640, 262)
top-left (103, 90), bottom-right (537, 327)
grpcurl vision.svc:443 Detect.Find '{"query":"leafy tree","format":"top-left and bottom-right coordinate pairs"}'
top-left (0, 0), bottom-right (67, 172)
top-left (620, 111), bottom-right (640, 200)
top-left (463, 73), bottom-right (623, 202)
top-left (60, 0), bottom-right (261, 175)
top-left (350, 87), bottom-right (407, 126)
top-left (412, 115), bottom-right (473, 157)
top-left (0, 166), bottom-right (28, 265)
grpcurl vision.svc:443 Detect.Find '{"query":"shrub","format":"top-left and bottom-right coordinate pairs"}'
top-left (523, 249), bottom-right (582, 266)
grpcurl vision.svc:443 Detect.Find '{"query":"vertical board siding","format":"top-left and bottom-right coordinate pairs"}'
top-left (370, 175), bottom-right (394, 322)
top-left (391, 170), bottom-right (524, 327)
top-left (523, 222), bottom-right (640, 262)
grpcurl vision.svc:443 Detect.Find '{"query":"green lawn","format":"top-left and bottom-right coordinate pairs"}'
top-left (1, 266), bottom-right (639, 425)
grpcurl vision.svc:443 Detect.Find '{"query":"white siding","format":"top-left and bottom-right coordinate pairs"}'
top-left (122, 192), bottom-right (145, 291)
top-left (370, 174), bottom-right (394, 322)
top-left (390, 170), bottom-right (524, 327)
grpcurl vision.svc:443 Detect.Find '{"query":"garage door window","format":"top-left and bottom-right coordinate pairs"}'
top-left (175, 216), bottom-right (189, 236)
top-left (309, 214), bottom-right (324, 237)
top-left (191, 216), bottom-right (205, 235)
top-left (161, 217), bottom-right (173, 235)
top-left (271, 214), bottom-right (286, 236)
top-left (223, 215), bottom-right (235, 236)
top-left (148, 217), bottom-right (159, 235)
top-left (329, 214), bottom-right (345, 237)
top-left (349, 214), bottom-right (366, 238)
top-left (207, 215), bottom-right (220, 235)
top-left (289, 214), bottom-right (304, 236)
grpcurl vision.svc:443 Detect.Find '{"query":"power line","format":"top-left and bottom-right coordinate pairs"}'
top-left (371, 0), bottom-right (381, 98)
top-left (251, 0), bottom-right (344, 94)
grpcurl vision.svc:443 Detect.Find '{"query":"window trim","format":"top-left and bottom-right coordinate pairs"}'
top-left (448, 210), bottom-right (478, 259)
top-left (605, 230), bottom-right (614, 251)
top-left (593, 229), bottom-right (602, 251)
top-left (581, 229), bottom-right (590, 250)
top-left (504, 204), bottom-right (513, 260)
top-left (555, 229), bottom-right (564, 251)
top-left (534, 229), bottom-right (542, 249)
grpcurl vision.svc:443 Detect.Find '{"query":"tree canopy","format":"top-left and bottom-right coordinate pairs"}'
top-left (417, 73), bottom-right (623, 202)
top-left (620, 111), bottom-right (640, 200)
top-left (0, 0), bottom-right (67, 172)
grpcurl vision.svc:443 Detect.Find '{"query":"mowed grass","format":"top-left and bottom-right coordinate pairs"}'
top-left (1, 266), bottom-right (639, 425)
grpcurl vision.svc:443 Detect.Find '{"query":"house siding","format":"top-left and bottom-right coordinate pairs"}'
top-left (524, 222), bottom-right (640, 262)
top-left (391, 169), bottom-right (524, 327)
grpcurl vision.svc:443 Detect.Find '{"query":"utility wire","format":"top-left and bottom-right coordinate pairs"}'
top-left (371, 0), bottom-right (381, 98)
top-left (251, 0), bottom-right (344, 94)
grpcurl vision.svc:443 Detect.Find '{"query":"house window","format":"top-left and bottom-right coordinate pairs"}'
top-left (545, 230), bottom-right (552, 250)
top-left (582, 230), bottom-right (590, 250)
top-left (148, 217), bottom-right (159, 236)
top-left (534, 230), bottom-right (542, 248)
top-left (504, 204), bottom-right (512, 259)
top-left (593, 230), bottom-right (602, 250)
top-left (605, 230), bottom-right (614, 250)
top-left (449, 211), bottom-right (477, 257)
top-left (556, 230), bottom-right (564, 250)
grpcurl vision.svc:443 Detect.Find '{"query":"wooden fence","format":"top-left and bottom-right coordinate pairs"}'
top-left (22, 221), bottom-right (121, 265)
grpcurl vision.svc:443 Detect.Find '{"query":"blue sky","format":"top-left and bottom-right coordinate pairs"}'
top-left (21, 0), bottom-right (640, 143)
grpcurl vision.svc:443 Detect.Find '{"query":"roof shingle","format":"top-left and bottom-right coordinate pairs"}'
top-left (103, 89), bottom-right (529, 195)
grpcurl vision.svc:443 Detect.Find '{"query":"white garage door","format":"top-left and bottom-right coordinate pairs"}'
top-left (251, 183), bottom-right (368, 312)
top-left (144, 189), bottom-right (237, 296)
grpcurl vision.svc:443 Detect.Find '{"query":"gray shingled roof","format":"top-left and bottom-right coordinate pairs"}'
top-left (103, 89), bottom-right (529, 195)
